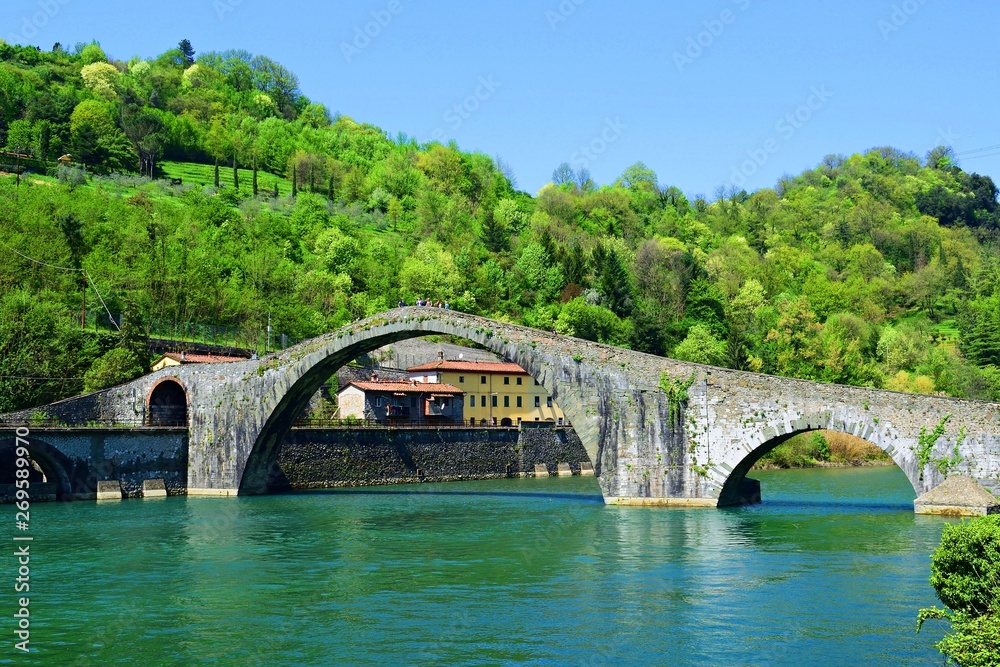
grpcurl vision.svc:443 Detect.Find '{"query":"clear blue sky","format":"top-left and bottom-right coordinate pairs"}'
top-left (5, 0), bottom-right (1000, 197)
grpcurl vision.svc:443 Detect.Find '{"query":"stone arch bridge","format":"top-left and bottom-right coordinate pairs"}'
top-left (7, 307), bottom-right (1000, 507)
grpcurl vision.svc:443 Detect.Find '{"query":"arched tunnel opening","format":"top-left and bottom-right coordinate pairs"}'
top-left (147, 379), bottom-right (189, 427)
top-left (718, 428), bottom-right (914, 508)
top-left (241, 331), bottom-right (596, 496)
top-left (0, 438), bottom-right (75, 502)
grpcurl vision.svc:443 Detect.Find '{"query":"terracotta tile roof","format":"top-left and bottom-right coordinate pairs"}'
top-left (162, 352), bottom-right (248, 364)
top-left (406, 359), bottom-right (528, 374)
top-left (344, 381), bottom-right (464, 394)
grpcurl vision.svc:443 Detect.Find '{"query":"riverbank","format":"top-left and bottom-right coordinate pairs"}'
top-left (752, 429), bottom-right (893, 470)
top-left (755, 459), bottom-right (896, 471)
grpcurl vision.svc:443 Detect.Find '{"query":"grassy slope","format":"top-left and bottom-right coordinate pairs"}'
top-left (159, 161), bottom-right (294, 193)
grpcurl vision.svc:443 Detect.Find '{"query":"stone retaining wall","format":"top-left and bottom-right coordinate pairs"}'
top-left (276, 425), bottom-right (589, 489)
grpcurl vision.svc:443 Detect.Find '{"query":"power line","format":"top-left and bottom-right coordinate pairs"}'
top-left (954, 143), bottom-right (1000, 156)
top-left (0, 238), bottom-right (82, 272)
top-left (85, 271), bottom-right (120, 331)
top-left (0, 376), bottom-right (84, 382)
top-left (958, 150), bottom-right (1000, 161)
top-left (0, 239), bottom-right (120, 330)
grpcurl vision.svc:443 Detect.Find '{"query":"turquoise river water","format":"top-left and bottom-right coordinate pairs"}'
top-left (5, 466), bottom-right (953, 666)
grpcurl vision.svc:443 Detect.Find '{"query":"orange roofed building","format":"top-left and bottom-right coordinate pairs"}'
top-left (151, 351), bottom-right (249, 372)
top-left (336, 378), bottom-right (465, 423)
top-left (406, 359), bottom-right (567, 426)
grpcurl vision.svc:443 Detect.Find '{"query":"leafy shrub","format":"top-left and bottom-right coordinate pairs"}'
top-left (57, 165), bottom-right (87, 188)
top-left (83, 348), bottom-right (144, 393)
top-left (918, 515), bottom-right (1000, 666)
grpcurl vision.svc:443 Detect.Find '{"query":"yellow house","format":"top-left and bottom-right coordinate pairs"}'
top-left (406, 359), bottom-right (567, 426)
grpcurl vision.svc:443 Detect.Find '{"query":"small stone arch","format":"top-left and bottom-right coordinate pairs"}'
top-left (715, 411), bottom-right (915, 507)
top-left (0, 436), bottom-right (75, 501)
top-left (146, 378), bottom-right (189, 427)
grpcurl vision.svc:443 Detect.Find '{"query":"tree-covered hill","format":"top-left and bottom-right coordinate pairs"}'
top-left (2, 40), bottom-right (999, 411)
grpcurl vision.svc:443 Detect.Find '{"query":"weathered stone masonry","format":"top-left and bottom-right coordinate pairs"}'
top-left (0, 429), bottom-right (188, 499)
top-left (277, 424), bottom-right (588, 489)
top-left (7, 307), bottom-right (1000, 507)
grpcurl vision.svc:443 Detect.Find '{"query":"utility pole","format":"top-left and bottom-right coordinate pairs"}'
top-left (267, 312), bottom-right (272, 354)
top-left (81, 271), bottom-right (86, 329)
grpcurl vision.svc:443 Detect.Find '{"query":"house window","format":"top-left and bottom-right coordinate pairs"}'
top-left (516, 396), bottom-right (522, 408)
top-left (375, 397), bottom-right (383, 407)
top-left (481, 376), bottom-right (487, 384)
top-left (516, 377), bottom-right (522, 385)
top-left (534, 379), bottom-right (540, 386)
top-left (470, 396), bottom-right (476, 407)
top-left (459, 376), bottom-right (465, 383)
top-left (504, 395), bottom-right (510, 407)
top-left (491, 395), bottom-right (497, 408)
top-left (534, 396), bottom-right (540, 408)
top-left (547, 397), bottom-right (553, 407)
top-left (481, 395), bottom-right (486, 407)
top-left (504, 377), bottom-right (510, 385)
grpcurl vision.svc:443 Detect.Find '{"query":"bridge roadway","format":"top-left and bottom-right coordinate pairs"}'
top-left (4, 307), bottom-right (1000, 507)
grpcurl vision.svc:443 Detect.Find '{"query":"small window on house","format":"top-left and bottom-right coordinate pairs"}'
top-left (481, 395), bottom-right (486, 406)
top-left (375, 397), bottom-right (383, 407)
top-left (534, 396), bottom-right (540, 408)
top-left (516, 396), bottom-right (522, 408)
top-left (481, 376), bottom-right (487, 384)
top-left (547, 397), bottom-right (553, 407)
top-left (516, 377), bottom-right (522, 385)
top-left (504, 377), bottom-right (510, 385)
top-left (459, 376), bottom-right (465, 383)
top-left (503, 395), bottom-right (510, 407)
top-left (470, 395), bottom-right (476, 407)
top-left (534, 379), bottom-right (540, 386)
top-left (491, 395), bottom-right (498, 408)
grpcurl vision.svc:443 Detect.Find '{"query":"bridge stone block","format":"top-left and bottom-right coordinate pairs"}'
top-left (534, 464), bottom-right (550, 478)
top-left (142, 479), bottom-right (167, 498)
top-left (556, 463), bottom-right (573, 477)
top-left (96, 480), bottom-right (122, 501)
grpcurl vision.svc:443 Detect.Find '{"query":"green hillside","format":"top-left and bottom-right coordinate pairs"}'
top-left (2, 39), bottom-right (1000, 411)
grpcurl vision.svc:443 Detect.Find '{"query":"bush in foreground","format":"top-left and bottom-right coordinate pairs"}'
top-left (918, 514), bottom-right (1000, 666)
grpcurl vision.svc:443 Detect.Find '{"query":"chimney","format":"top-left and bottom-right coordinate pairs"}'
top-left (180, 351), bottom-right (186, 362)
top-left (371, 373), bottom-right (378, 382)
top-left (438, 351), bottom-right (444, 361)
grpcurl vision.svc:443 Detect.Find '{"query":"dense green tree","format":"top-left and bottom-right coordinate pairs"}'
top-left (918, 515), bottom-right (1000, 667)
top-left (178, 39), bottom-right (195, 66)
